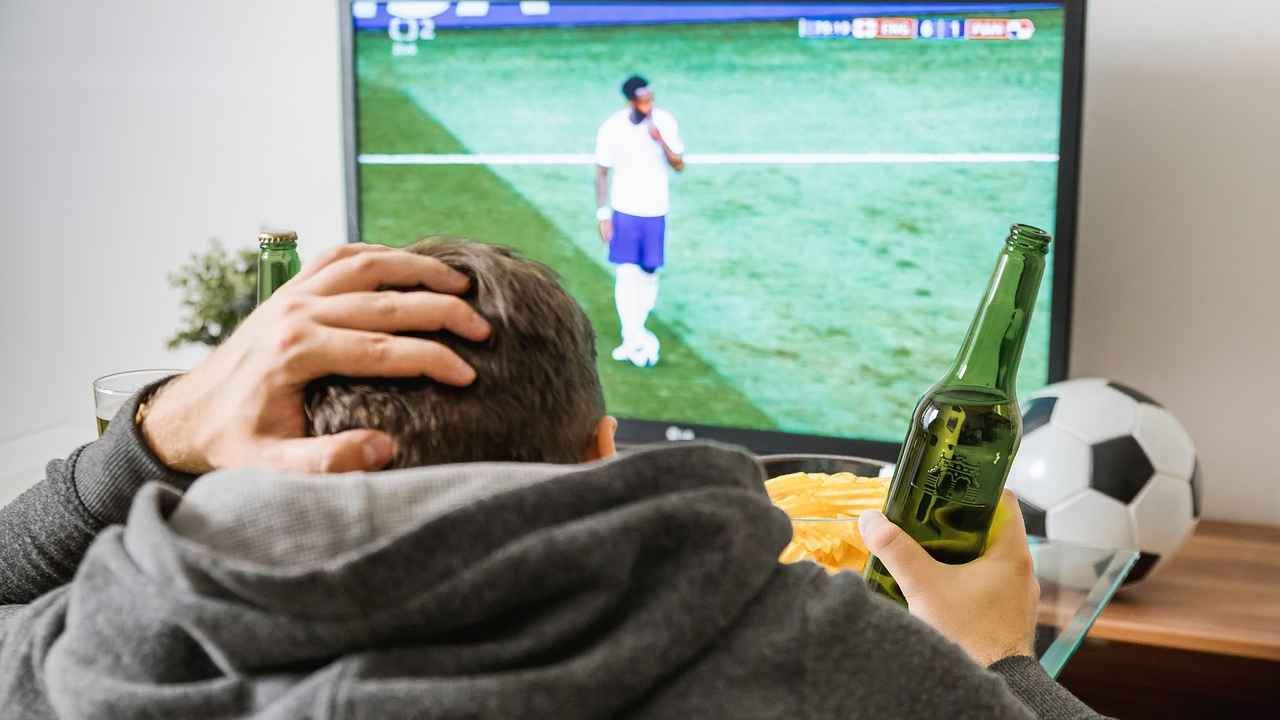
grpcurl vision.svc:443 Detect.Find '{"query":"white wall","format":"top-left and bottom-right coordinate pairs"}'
top-left (0, 1), bottom-right (347, 497)
top-left (1072, 1), bottom-right (1280, 525)
top-left (1, 1), bottom-right (1277, 524)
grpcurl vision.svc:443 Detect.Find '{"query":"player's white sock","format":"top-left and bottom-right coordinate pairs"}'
top-left (614, 263), bottom-right (647, 354)
top-left (614, 264), bottom-right (661, 365)
top-left (636, 268), bottom-right (659, 322)
top-left (635, 270), bottom-right (660, 366)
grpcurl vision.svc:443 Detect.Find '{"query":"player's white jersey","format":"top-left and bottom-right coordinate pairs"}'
top-left (594, 107), bottom-right (684, 218)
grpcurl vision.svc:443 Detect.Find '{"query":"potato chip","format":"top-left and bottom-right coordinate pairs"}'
top-left (767, 471), bottom-right (889, 574)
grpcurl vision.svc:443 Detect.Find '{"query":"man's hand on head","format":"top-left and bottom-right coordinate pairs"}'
top-left (859, 490), bottom-right (1040, 667)
top-left (141, 243), bottom-right (492, 475)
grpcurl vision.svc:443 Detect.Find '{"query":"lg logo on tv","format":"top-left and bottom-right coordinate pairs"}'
top-left (665, 426), bottom-right (696, 442)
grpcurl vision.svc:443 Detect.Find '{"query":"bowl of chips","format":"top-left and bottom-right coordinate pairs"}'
top-left (760, 454), bottom-right (892, 574)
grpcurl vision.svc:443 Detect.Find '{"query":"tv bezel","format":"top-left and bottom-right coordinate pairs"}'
top-left (338, 0), bottom-right (1086, 463)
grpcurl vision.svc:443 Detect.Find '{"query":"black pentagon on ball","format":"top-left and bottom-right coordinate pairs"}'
top-left (1090, 435), bottom-right (1155, 504)
top-left (1106, 381), bottom-right (1162, 407)
top-left (1190, 461), bottom-right (1203, 518)
top-left (1018, 498), bottom-right (1047, 537)
top-left (1125, 551), bottom-right (1162, 584)
top-left (1022, 396), bottom-right (1057, 435)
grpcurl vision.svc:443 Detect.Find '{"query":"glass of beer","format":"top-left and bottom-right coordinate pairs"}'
top-left (92, 369), bottom-right (182, 436)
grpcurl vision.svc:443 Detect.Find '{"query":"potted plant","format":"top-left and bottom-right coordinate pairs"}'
top-left (167, 239), bottom-right (258, 349)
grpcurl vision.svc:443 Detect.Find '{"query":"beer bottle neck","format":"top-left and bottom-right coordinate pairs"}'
top-left (941, 227), bottom-right (1048, 399)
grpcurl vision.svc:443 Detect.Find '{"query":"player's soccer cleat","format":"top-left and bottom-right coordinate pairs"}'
top-left (627, 331), bottom-right (660, 368)
top-left (613, 331), bottom-right (660, 368)
top-left (626, 345), bottom-right (656, 368)
top-left (643, 330), bottom-right (660, 357)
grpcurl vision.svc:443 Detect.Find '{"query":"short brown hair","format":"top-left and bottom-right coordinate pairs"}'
top-left (304, 238), bottom-right (605, 467)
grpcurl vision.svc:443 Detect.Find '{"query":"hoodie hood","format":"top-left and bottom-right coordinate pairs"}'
top-left (42, 442), bottom-right (792, 719)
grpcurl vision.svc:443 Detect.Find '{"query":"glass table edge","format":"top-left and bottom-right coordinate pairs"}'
top-left (1036, 546), bottom-right (1140, 678)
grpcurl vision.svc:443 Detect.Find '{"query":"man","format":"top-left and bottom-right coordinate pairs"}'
top-left (0, 241), bottom-right (1103, 718)
top-left (595, 74), bottom-right (684, 368)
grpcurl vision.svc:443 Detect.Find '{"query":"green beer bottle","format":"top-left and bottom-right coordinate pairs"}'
top-left (864, 223), bottom-right (1051, 605)
top-left (257, 229), bottom-right (302, 305)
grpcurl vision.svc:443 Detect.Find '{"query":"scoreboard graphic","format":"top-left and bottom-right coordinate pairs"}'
top-left (799, 16), bottom-right (1036, 41)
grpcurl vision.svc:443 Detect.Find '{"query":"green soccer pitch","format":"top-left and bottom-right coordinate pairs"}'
top-left (353, 12), bottom-right (1065, 442)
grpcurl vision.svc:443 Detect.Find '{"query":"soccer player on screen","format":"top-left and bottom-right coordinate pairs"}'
top-left (594, 74), bottom-right (685, 368)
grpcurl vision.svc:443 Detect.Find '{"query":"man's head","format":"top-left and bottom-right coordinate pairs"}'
top-left (305, 238), bottom-right (613, 468)
top-left (622, 74), bottom-right (653, 118)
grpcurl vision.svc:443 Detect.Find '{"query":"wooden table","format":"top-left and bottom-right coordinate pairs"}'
top-left (1058, 521), bottom-right (1280, 717)
top-left (1088, 521), bottom-right (1280, 660)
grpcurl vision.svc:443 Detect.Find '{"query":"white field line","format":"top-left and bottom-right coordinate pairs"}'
top-left (357, 152), bottom-right (1059, 166)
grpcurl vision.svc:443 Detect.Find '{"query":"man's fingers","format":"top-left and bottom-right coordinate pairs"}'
top-left (300, 249), bottom-right (471, 297)
top-left (311, 291), bottom-right (491, 342)
top-left (291, 327), bottom-right (478, 387)
top-left (287, 242), bottom-right (393, 286)
top-left (256, 430), bottom-right (396, 474)
top-left (985, 490), bottom-right (1033, 559)
top-left (860, 510), bottom-right (940, 598)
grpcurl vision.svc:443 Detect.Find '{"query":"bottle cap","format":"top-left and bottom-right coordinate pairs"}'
top-left (259, 230), bottom-right (298, 247)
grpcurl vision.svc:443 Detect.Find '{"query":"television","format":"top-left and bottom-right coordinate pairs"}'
top-left (340, 1), bottom-right (1085, 461)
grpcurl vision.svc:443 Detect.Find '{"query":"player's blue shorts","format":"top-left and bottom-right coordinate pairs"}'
top-left (608, 211), bottom-right (666, 272)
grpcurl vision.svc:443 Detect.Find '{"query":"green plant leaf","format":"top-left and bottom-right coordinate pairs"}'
top-left (167, 239), bottom-right (259, 349)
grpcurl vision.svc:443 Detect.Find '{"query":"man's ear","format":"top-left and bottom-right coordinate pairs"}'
top-left (583, 416), bottom-right (618, 462)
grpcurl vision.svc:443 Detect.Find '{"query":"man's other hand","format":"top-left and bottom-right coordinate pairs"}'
top-left (141, 243), bottom-right (492, 475)
top-left (598, 219), bottom-right (614, 245)
top-left (859, 491), bottom-right (1040, 667)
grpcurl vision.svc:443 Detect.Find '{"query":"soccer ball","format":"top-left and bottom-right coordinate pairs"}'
top-left (1007, 378), bottom-right (1201, 585)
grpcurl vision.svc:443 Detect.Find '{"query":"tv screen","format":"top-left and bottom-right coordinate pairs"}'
top-left (341, 1), bottom-right (1083, 459)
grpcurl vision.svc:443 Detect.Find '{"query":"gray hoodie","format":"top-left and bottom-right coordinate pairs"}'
top-left (0, 392), bottom-right (1100, 719)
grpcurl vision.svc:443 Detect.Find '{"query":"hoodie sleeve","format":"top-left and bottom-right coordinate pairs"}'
top-left (0, 378), bottom-right (194, 605)
top-left (804, 571), bottom-right (1107, 720)
top-left (988, 655), bottom-right (1108, 720)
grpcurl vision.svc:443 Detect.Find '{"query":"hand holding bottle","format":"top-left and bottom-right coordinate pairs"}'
top-left (860, 490), bottom-right (1040, 667)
